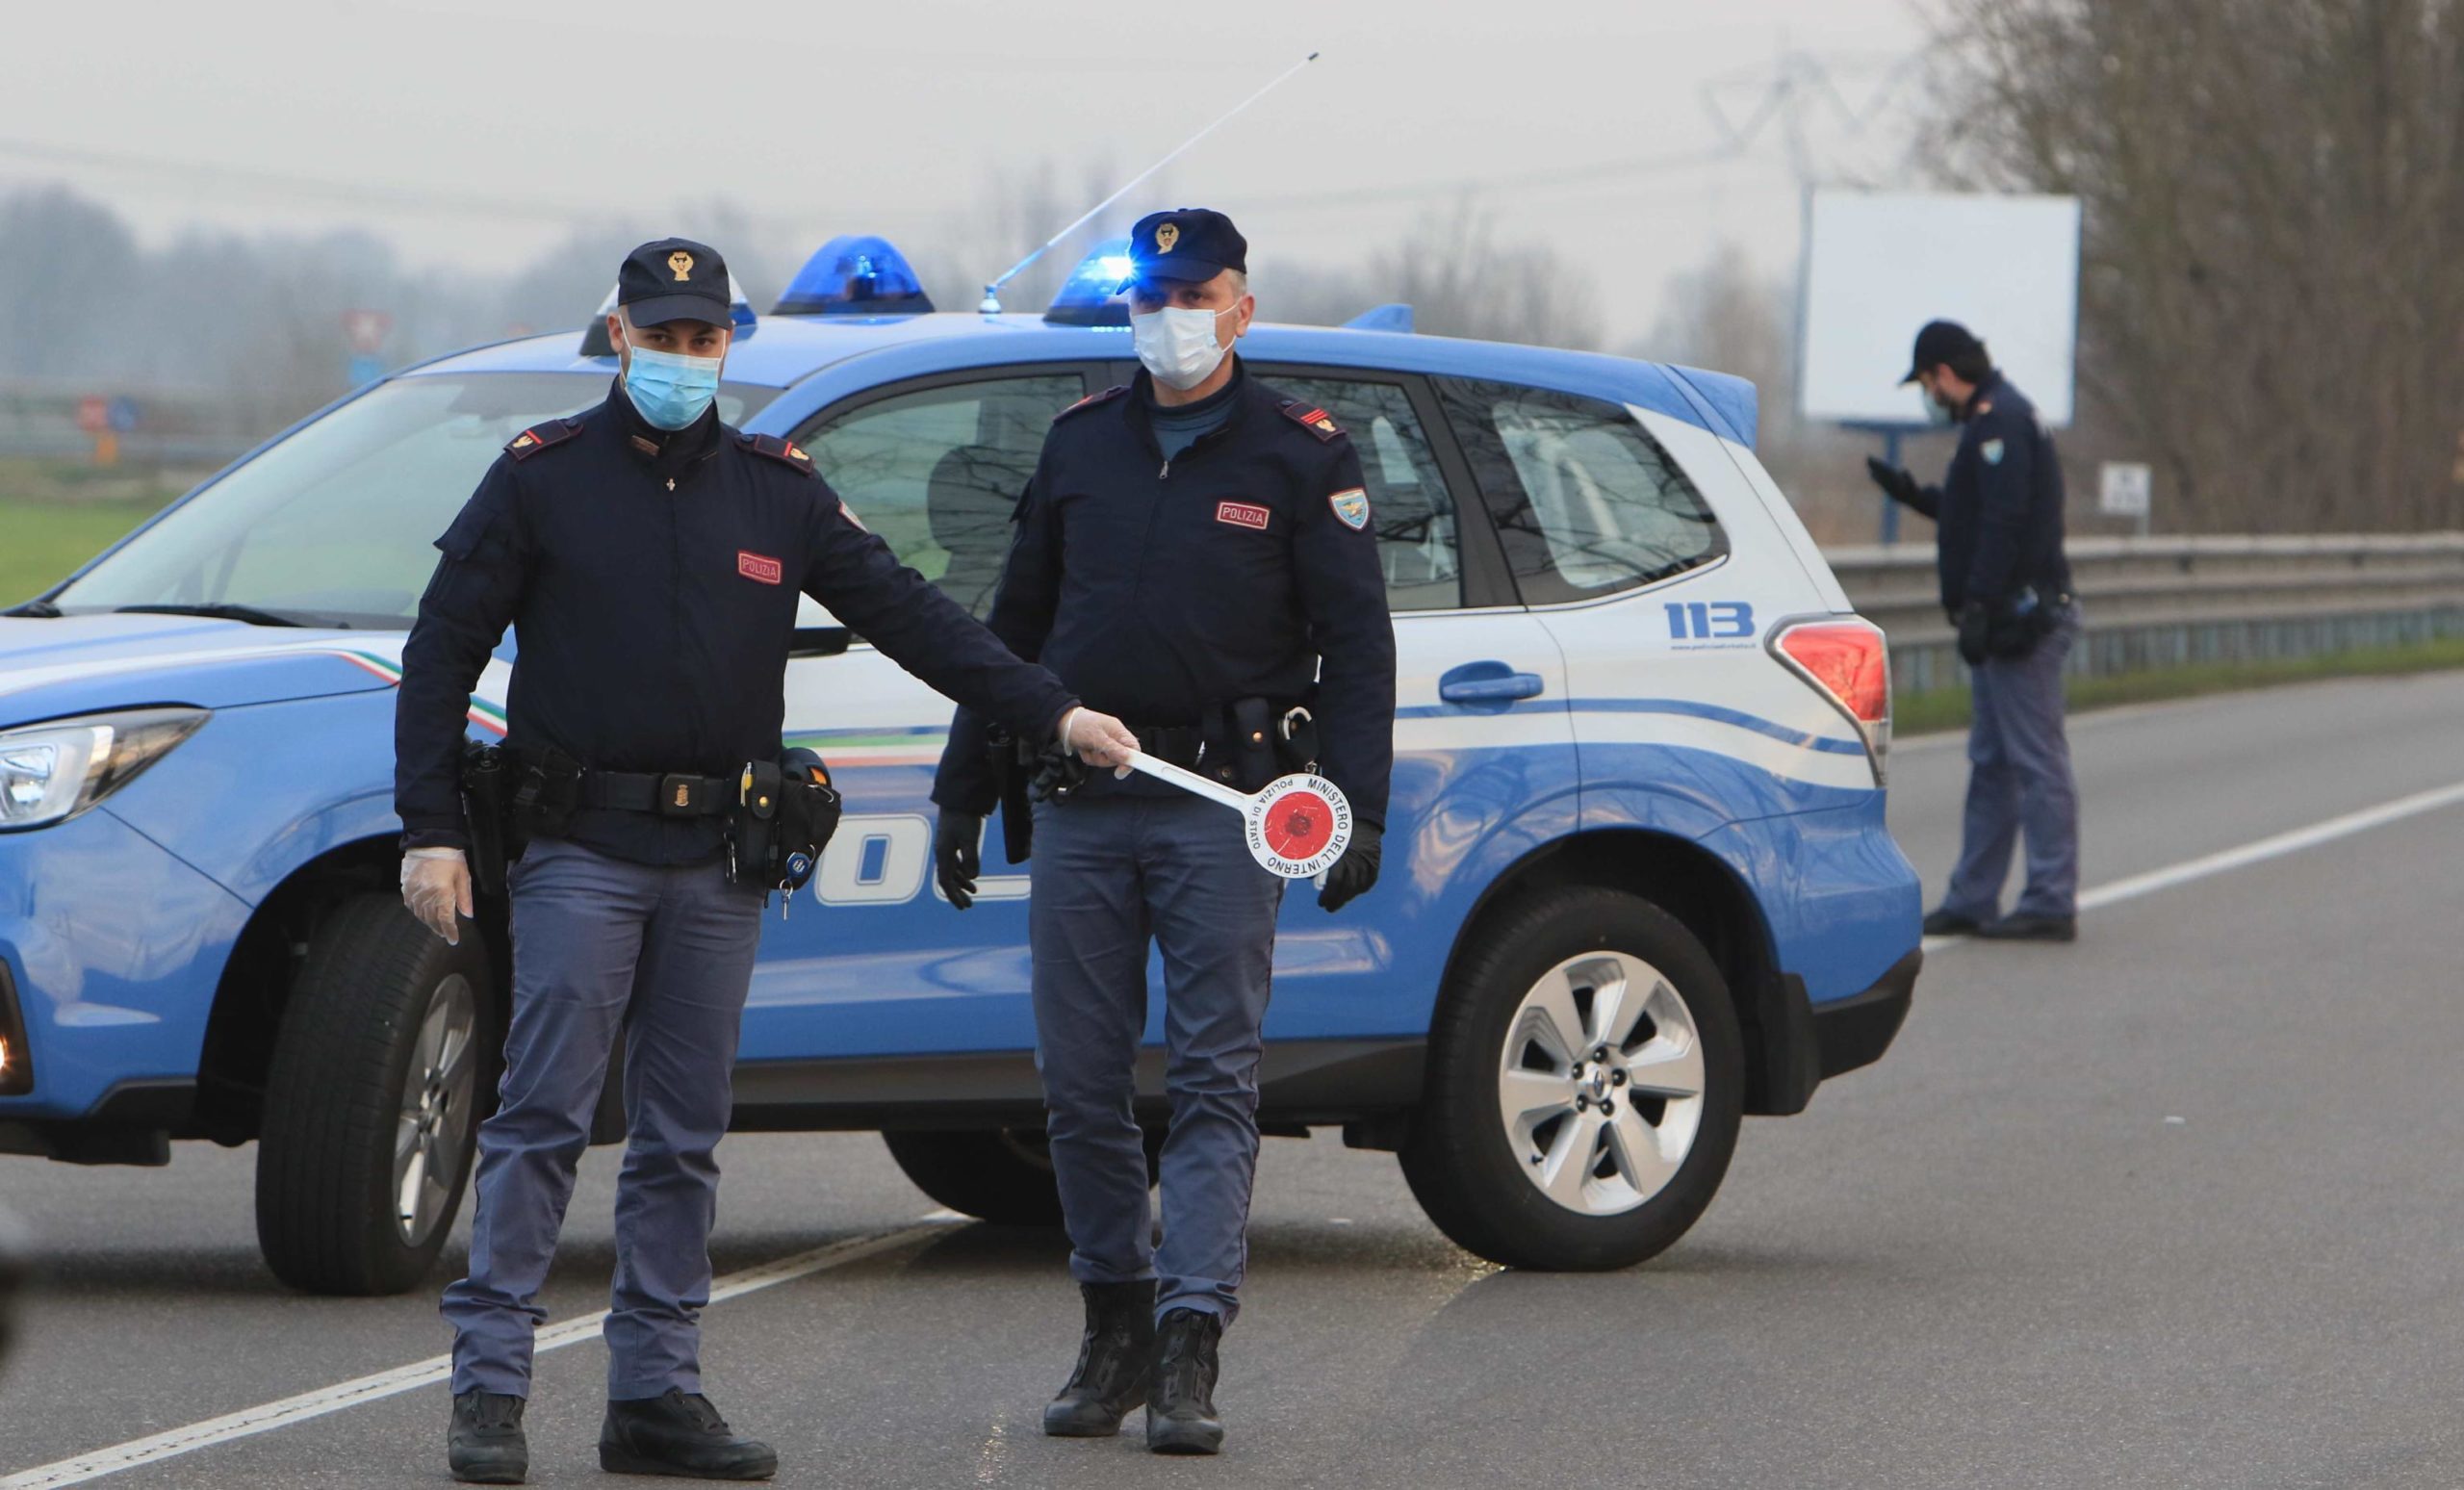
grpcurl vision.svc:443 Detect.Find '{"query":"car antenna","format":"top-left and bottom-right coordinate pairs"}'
top-left (978, 50), bottom-right (1321, 315)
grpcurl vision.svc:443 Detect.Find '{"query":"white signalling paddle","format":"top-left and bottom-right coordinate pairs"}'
top-left (1117, 751), bottom-right (1352, 880)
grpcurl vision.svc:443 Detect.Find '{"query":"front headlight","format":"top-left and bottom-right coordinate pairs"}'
top-left (0, 708), bottom-right (209, 832)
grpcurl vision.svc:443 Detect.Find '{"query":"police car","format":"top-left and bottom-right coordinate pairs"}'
top-left (0, 236), bottom-right (1920, 1294)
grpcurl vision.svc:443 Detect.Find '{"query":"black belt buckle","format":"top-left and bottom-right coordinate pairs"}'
top-left (657, 773), bottom-right (704, 816)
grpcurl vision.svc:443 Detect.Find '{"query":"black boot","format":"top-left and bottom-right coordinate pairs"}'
top-left (1145, 1308), bottom-right (1226, 1455)
top-left (1042, 1279), bottom-right (1157, 1437)
top-left (448, 1389), bottom-right (528, 1485)
top-left (599, 1389), bottom-right (777, 1480)
top-left (1976, 912), bottom-right (2077, 942)
top-left (1921, 907), bottom-right (1983, 937)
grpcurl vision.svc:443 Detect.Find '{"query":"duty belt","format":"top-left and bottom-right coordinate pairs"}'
top-left (578, 769), bottom-right (734, 817)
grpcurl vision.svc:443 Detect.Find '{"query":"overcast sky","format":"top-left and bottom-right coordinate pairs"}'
top-left (5, 0), bottom-right (1933, 347)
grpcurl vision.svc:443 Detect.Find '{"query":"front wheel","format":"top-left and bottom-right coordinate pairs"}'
top-left (255, 893), bottom-right (498, 1295)
top-left (1399, 886), bottom-right (1742, 1271)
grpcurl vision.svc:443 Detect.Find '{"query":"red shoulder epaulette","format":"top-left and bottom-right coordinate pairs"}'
top-left (736, 430), bottom-right (818, 476)
top-left (1278, 399), bottom-right (1346, 442)
top-left (504, 417), bottom-right (584, 460)
top-left (1053, 384), bottom-right (1131, 423)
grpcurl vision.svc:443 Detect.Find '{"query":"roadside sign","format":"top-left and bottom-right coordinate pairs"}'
top-left (2099, 461), bottom-right (2152, 518)
top-left (75, 396), bottom-right (108, 433)
top-left (105, 397), bottom-right (139, 434)
top-left (342, 309), bottom-right (393, 354)
top-left (346, 354), bottom-right (387, 388)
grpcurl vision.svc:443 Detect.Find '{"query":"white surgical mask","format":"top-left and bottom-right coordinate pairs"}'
top-left (1130, 304), bottom-right (1239, 391)
top-left (1920, 385), bottom-right (1955, 428)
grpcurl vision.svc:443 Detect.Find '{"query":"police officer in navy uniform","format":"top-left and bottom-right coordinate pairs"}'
top-left (1867, 319), bottom-right (2082, 941)
top-left (396, 238), bottom-right (1138, 1484)
top-left (932, 208), bottom-right (1397, 1454)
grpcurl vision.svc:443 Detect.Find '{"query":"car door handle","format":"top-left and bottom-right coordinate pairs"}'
top-left (1439, 663), bottom-right (1546, 704)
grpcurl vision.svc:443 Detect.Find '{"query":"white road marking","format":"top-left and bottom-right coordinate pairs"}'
top-left (1, 1215), bottom-right (962, 1490)
top-left (1921, 779), bottom-right (2464, 953)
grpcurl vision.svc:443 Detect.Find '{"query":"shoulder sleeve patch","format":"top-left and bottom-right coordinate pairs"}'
top-left (1279, 399), bottom-right (1346, 442)
top-left (503, 417), bottom-right (584, 460)
top-left (736, 430), bottom-right (818, 476)
top-left (1052, 384), bottom-right (1130, 424)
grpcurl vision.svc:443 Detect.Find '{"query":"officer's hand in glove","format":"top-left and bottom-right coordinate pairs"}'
top-left (1865, 456), bottom-right (1922, 508)
top-left (401, 848), bottom-right (473, 945)
top-left (1955, 601), bottom-right (1991, 667)
top-left (1060, 706), bottom-right (1141, 776)
top-left (935, 809), bottom-right (983, 911)
top-left (1318, 821), bottom-right (1382, 912)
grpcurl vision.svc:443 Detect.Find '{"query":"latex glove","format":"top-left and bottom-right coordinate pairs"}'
top-left (935, 809), bottom-right (983, 911)
top-left (1059, 706), bottom-right (1140, 776)
top-left (1865, 456), bottom-right (1922, 507)
top-left (402, 848), bottom-right (473, 945)
top-left (1956, 601), bottom-right (1991, 668)
top-left (1317, 821), bottom-right (1383, 912)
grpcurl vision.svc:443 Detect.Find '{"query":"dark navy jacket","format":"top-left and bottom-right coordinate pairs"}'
top-left (397, 382), bottom-right (1077, 865)
top-left (932, 361), bottom-right (1398, 828)
top-left (1904, 372), bottom-right (2073, 615)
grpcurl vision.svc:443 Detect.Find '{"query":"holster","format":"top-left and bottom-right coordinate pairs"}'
top-left (508, 745), bottom-right (583, 842)
top-left (459, 741), bottom-right (510, 898)
top-left (1200, 695), bottom-right (1314, 793)
top-left (988, 725), bottom-right (1035, 864)
top-left (726, 748), bottom-right (841, 896)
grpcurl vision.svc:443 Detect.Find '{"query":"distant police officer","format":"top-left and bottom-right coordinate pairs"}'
top-left (931, 208), bottom-right (1396, 1454)
top-left (397, 238), bottom-right (1136, 1484)
top-left (1867, 319), bottom-right (2081, 941)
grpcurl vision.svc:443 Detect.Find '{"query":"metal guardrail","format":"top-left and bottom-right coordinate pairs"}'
top-left (1826, 534), bottom-right (2464, 693)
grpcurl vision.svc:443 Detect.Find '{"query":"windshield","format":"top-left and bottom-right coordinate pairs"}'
top-left (51, 372), bottom-right (779, 629)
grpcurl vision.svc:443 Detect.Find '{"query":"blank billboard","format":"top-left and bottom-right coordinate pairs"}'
top-left (1798, 190), bottom-right (2081, 427)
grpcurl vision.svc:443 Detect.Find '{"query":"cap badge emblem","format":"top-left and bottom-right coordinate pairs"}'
top-left (1155, 222), bottom-right (1180, 254)
top-left (667, 250), bottom-right (694, 281)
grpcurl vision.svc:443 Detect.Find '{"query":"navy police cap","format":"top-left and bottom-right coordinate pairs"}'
top-left (618, 238), bottom-right (732, 328)
top-left (1128, 208), bottom-right (1247, 285)
top-left (1900, 319), bottom-right (1987, 384)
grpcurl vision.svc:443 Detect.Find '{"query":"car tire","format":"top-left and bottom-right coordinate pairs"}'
top-left (883, 1125), bottom-right (1167, 1226)
top-left (1399, 886), bottom-right (1742, 1272)
top-left (256, 893), bottom-right (498, 1296)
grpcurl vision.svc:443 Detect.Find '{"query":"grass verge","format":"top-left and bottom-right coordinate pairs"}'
top-left (0, 494), bottom-right (175, 607)
top-left (1895, 636), bottom-right (2464, 736)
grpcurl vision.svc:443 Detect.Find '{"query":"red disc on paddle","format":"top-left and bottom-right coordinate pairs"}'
top-left (1263, 787), bottom-right (1338, 861)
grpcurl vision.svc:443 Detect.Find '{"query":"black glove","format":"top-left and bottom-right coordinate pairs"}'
top-left (1027, 748), bottom-right (1089, 803)
top-left (1318, 821), bottom-right (1382, 912)
top-left (1865, 455), bottom-right (1922, 508)
top-left (934, 809), bottom-right (982, 910)
top-left (1955, 601), bottom-right (1990, 667)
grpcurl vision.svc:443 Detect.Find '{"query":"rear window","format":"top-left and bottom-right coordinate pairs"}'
top-left (1434, 378), bottom-right (1726, 605)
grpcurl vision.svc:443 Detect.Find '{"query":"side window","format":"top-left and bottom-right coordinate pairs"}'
top-left (1263, 372), bottom-right (1463, 612)
top-left (1434, 377), bottom-right (1726, 606)
top-left (793, 372), bottom-right (1085, 619)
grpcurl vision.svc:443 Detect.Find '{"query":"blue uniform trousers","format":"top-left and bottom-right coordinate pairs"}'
top-left (1944, 606), bottom-right (2083, 920)
top-left (442, 836), bottom-right (764, 1400)
top-left (1029, 793), bottom-right (1285, 1324)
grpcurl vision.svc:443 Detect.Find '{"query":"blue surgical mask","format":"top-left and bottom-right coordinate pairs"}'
top-left (624, 345), bottom-right (723, 430)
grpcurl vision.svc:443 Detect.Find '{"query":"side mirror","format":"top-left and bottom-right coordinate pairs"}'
top-left (790, 626), bottom-right (853, 657)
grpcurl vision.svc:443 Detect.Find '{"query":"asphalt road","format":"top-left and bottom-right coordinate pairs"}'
top-left (6, 671), bottom-right (2463, 1489)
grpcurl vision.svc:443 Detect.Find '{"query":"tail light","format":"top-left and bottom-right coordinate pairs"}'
top-left (1770, 617), bottom-right (1891, 783)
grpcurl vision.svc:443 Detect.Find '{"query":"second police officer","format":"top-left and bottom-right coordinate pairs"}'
top-left (933, 209), bottom-right (1398, 1454)
top-left (396, 238), bottom-right (1138, 1484)
top-left (1866, 319), bottom-right (2081, 941)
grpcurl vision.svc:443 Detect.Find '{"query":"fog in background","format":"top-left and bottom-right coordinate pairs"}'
top-left (6, 0), bottom-right (2456, 544)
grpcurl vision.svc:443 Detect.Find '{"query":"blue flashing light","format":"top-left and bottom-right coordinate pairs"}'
top-left (1343, 303), bottom-right (1415, 334)
top-left (771, 235), bottom-right (934, 317)
top-left (1043, 238), bottom-right (1136, 327)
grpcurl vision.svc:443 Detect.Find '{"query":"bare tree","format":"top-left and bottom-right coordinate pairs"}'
top-left (1926, 0), bottom-right (2464, 533)
top-left (1369, 199), bottom-right (1601, 351)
